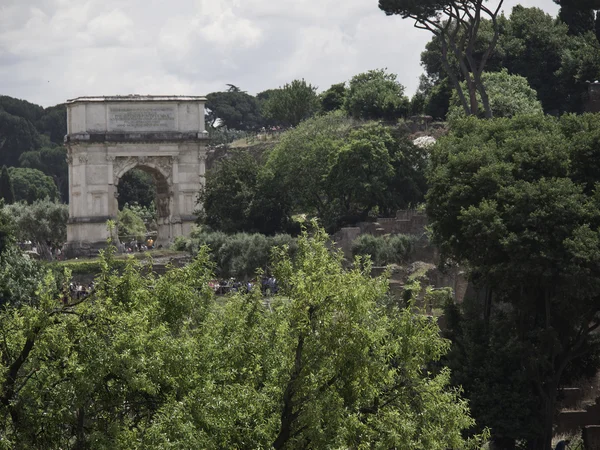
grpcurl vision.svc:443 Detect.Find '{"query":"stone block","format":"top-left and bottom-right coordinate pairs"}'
top-left (584, 425), bottom-right (600, 450)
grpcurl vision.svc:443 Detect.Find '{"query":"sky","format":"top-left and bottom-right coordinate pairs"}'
top-left (0, 0), bottom-right (559, 108)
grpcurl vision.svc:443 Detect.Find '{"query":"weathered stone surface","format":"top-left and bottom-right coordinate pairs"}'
top-left (584, 425), bottom-right (600, 450)
top-left (64, 96), bottom-right (208, 257)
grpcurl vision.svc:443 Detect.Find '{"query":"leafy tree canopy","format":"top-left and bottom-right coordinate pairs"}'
top-left (379, 0), bottom-right (505, 118)
top-left (427, 114), bottom-right (600, 449)
top-left (320, 82), bottom-right (347, 113)
top-left (8, 167), bottom-right (59, 204)
top-left (6, 199), bottom-right (68, 260)
top-left (447, 69), bottom-right (543, 120)
top-left (0, 227), bottom-right (486, 449)
top-left (117, 205), bottom-right (148, 242)
top-left (344, 69), bottom-right (410, 121)
top-left (19, 146), bottom-right (68, 201)
top-left (0, 95), bottom-right (44, 123)
top-left (206, 89), bottom-right (263, 130)
top-left (0, 110), bottom-right (42, 167)
top-left (261, 79), bottom-right (320, 127)
top-left (199, 150), bottom-right (296, 235)
top-left (0, 165), bottom-right (14, 204)
top-left (266, 113), bottom-right (427, 231)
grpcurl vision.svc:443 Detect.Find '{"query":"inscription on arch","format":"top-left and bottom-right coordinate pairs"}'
top-left (109, 105), bottom-right (176, 132)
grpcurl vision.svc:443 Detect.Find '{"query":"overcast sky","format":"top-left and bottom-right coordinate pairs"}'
top-left (0, 0), bottom-right (558, 108)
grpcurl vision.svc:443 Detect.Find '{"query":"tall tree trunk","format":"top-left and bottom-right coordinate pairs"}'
top-left (474, 73), bottom-right (493, 118)
top-left (440, 37), bottom-right (471, 115)
top-left (465, 76), bottom-right (479, 116)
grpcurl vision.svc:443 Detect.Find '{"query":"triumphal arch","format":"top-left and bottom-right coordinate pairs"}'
top-left (63, 95), bottom-right (209, 257)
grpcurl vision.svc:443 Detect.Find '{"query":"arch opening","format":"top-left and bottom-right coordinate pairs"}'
top-left (115, 164), bottom-right (171, 249)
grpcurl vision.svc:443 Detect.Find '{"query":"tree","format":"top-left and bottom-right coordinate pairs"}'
top-left (554, 0), bottom-right (600, 35)
top-left (0, 223), bottom-right (486, 448)
top-left (261, 79), bottom-right (320, 127)
top-left (320, 82), bottom-right (347, 113)
top-left (502, 6), bottom-right (570, 114)
top-left (19, 146), bottom-right (68, 201)
top-left (117, 168), bottom-right (156, 209)
top-left (266, 114), bottom-right (427, 231)
top-left (6, 199), bottom-right (68, 259)
top-left (326, 124), bottom-right (427, 226)
top-left (8, 167), bottom-right (59, 204)
top-left (147, 227), bottom-right (486, 448)
top-left (175, 229), bottom-right (298, 279)
top-left (205, 89), bottom-right (263, 130)
top-left (117, 205), bottom-right (148, 243)
top-left (198, 150), bottom-right (295, 234)
top-left (344, 69), bottom-right (410, 121)
top-left (36, 104), bottom-right (67, 145)
top-left (556, 30), bottom-right (600, 112)
top-left (447, 69), bottom-right (543, 120)
top-left (265, 112), bottom-right (355, 227)
top-left (380, 0), bottom-right (505, 118)
top-left (0, 110), bottom-right (42, 167)
top-left (427, 114), bottom-right (600, 450)
top-left (0, 165), bottom-right (14, 204)
top-left (0, 95), bottom-right (44, 124)
top-left (442, 295), bottom-right (543, 448)
top-left (0, 201), bottom-right (15, 255)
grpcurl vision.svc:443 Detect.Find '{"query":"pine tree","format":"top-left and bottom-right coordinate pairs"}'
top-left (0, 166), bottom-right (15, 204)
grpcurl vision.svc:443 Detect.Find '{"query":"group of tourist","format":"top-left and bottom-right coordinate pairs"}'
top-left (208, 276), bottom-right (279, 296)
top-left (63, 282), bottom-right (95, 304)
top-left (122, 238), bottom-right (160, 253)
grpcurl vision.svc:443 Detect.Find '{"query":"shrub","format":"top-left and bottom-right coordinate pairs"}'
top-left (177, 230), bottom-right (297, 279)
top-left (351, 233), bottom-right (414, 265)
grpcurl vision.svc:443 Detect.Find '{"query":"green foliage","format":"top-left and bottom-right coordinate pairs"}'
top-left (176, 229), bottom-right (297, 279)
top-left (555, 0), bottom-right (598, 35)
top-left (427, 114), bottom-right (600, 449)
top-left (320, 82), bottom-right (347, 112)
top-left (443, 296), bottom-right (542, 446)
top-left (326, 124), bottom-right (427, 226)
top-left (51, 257), bottom-right (129, 275)
top-left (6, 199), bottom-right (68, 259)
top-left (344, 69), bottom-right (410, 121)
top-left (556, 31), bottom-right (600, 112)
top-left (199, 150), bottom-right (296, 235)
top-left (418, 5), bottom-right (600, 114)
top-left (261, 79), bottom-right (320, 127)
top-left (0, 95), bottom-right (44, 123)
top-left (504, 6), bottom-right (570, 113)
top-left (207, 126), bottom-right (248, 145)
top-left (0, 166), bottom-right (14, 204)
top-left (351, 233), bottom-right (415, 265)
top-left (206, 89), bottom-right (263, 130)
top-left (266, 112), bottom-right (354, 226)
top-left (124, 202), bottom-right (157, 232)
top-left (117, 168), bottom-right (156, 209)
top-left (8, 167), bottom-right (59, 203)
top-left (35, 104), bottom-right (67, 145)
top-left (117, 205), bottom-right (148, 242)
top-left (19, 146), bottom-right (68, 201)
top-left (266, 115), bottom-right (427, 231)
top-left (0, 225), bottom-right (485, 448)
top-left (447, 70), bottom-right (543, 120)
top-left (0, 110), bottom-right (42, 167)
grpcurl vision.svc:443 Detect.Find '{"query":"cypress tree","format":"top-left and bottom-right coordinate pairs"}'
top-left (0, 166), bottom-right (14, 204)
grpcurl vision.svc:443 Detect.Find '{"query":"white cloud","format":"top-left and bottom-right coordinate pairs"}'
top-left (0, 0), bottom-right (560, 107)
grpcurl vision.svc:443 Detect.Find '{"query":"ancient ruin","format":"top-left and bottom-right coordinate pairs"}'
top-left (63, 95), bottom-right (209, 257)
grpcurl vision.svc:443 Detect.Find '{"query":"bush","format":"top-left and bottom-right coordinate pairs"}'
top-left (351, 234), bottom-right (414, 265)
top-left (176, 230), bottom-right (297, 279)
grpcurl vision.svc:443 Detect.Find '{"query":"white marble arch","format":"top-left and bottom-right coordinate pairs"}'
top-left (63, 96), bottom-right (209, 257)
